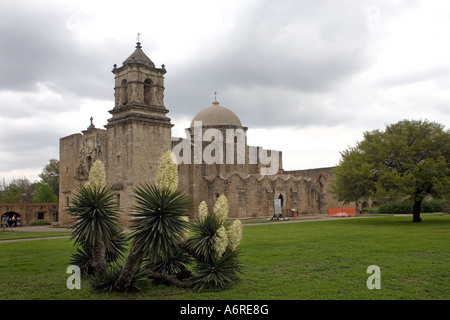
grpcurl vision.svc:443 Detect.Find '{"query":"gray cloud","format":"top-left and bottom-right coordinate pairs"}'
top-left (0, 1), bottom-right (114, 100)
top-left (165, 0), bottom-right (374, 128)
top-left (1, 0), bottom-right (450, 179)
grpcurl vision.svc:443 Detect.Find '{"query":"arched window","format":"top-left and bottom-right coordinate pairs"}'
top-left (144, 78), bottom-right (153, 105)
top-left (121, 79), bottom-right (128, 105)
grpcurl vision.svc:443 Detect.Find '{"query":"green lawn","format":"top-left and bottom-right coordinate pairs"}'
top-left (0, 230), bottom-right (71, 241)
top-left (0, 215), bottom-right (449, 300)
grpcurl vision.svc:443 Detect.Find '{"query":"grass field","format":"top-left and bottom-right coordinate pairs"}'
top-left (0, 214), bottom-right (449, 300)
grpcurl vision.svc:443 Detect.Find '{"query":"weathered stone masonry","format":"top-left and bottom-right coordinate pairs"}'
top-left (59, 42), bottom-right (346, 226)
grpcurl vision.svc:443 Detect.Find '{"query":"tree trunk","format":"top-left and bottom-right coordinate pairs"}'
top-left (91, 241), bottom-right (107, 274)
top-left (148, 271), bottom-right (190, 288)
top-left (114, 244), bottom-right (142, 292)
top-left (412, 199), bottom-right (422, 223)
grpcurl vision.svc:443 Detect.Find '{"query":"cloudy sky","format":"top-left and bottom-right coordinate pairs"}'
top-left (1, 0), bottom-right (450, 181)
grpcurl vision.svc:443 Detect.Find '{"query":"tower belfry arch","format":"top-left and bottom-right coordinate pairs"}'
top-left (108, 40), bottom-right (170, 124)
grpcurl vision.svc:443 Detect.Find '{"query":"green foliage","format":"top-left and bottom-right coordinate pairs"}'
top-left (1, 185), bottom-right (21, 203)
top-left (66, 150), bottom-right (242, 293)
top-left (39, 159), bottom-right (59, 196)
top-left (32, 182), bottom-right (58, 203)
top-left (187, 213), bottom-right (223, 263)
top-left (68, 185), bottom-right (121, 248)
top-left (70, 225), bottom-right (128, 276)
top-left (421, 199), bottom-right (446, 213)
top-left (146, 247), bottom-right (193, 279)
top-left (29, 220), bottom-right (52, 226)
top-left (130, 184), bottom-right (191, 262)
top-left (378, 201), bottom-right (414, 214)
top-left (378, 200), bottom-right (447, 214)
top-left (90, 263), bottom-right (148, 293)
top-left (332, 119), bottom-right (450, 221)
top-left (186, 200), bottom-right (242, 291)
top-left (190, 249), bottom-right (242, 292)
top-left (0, 177), bottom-right (35, 203)
top-left (68, 184), bottom-right (125, 275)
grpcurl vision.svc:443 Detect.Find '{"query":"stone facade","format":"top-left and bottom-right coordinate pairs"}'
top-left (59, 42), bottom-right (348, 226)
top-left (0, 203), bottom-right (59, 226)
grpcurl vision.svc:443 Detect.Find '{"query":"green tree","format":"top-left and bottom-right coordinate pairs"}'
top-left (331, 119), bottom-right (450, 223)
top-left (39, 159), bottom-right (59, 196)
top-left (32, 183), bottom-right (58, 203)
top-left (0, 178), bottom-right (34, 203)
top-left (1, 185), bottom-right (22, 203)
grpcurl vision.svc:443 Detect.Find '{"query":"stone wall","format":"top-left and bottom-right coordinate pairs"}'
top-left (0, 203), bottom-right (59, 226)
top-left (194, 172), bottom-right (325, 219)
top-left (106, 120), bottom-right (172, 225)
top-left (284, 166), bottom-right (352, 213)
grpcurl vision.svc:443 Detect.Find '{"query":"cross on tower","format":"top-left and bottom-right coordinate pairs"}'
top-left (214, 91), bottom-right (218, 101)
top-left (137, 32), bottom-right (141, 43)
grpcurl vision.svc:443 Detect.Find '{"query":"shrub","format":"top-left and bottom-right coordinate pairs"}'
top-left (378, 200), bottom-right (447, 214)
top-left (378, 201), bottom-right (412, 214)
top-left (186, 197), bottom-right (243, 291)
top-left (29, 220), bottom-right (52, 226)
top-left (421, 200), bottom-right (446, 213)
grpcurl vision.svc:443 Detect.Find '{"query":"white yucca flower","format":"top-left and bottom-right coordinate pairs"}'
top-left (85, 159), bottom-right (106, 190)
top-left (213, 226), bottom-right (228, 259)
top-left (227, 219), bottom-right (242, 252)
top-left (213, 194), bottom-right (229, 222)
top-left (155, 150), bottom-right (179, 193)
top-left (198, 201), bottom-right (208, 220)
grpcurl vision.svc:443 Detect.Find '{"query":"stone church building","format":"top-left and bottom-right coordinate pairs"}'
top-left (58, 42), bottom-right (344, 225)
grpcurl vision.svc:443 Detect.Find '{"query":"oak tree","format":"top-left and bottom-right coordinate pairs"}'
top-left (332, 119), bottom-right (450, 222)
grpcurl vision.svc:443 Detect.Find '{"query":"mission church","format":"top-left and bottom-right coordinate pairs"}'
top-left (58, 41), bottom-right (344, 225)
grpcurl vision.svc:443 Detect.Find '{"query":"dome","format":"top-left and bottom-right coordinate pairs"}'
top-left (123, 42), bottom-right (155, 68)
top-left (190, 101), bottom-right (243, 128)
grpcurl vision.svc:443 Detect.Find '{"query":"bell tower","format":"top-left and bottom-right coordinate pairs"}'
top-left (108, 40), bottom-right (170, 126)
top-left (105, 40), bottom-right (173, 223)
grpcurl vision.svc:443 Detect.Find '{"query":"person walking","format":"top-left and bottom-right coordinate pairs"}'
top-left (1, 215), bottom-right (8, 232)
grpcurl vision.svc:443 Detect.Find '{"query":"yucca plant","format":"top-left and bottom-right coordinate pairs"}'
top-left (70, 224), bottom-right (128, 276)
top-left (68, 185), bottom-right (121, 274)
top-left (131, 184), bottom-right (191, 261)
top-left (186, 212), bottom-right (223, 263)
top-left (189, 249), bottom-right (242, 292)
top-left (90, 262), bottom-right (148, 293)
top-left (186, 196), bottom-right (243, 291)
top-left (145, 246), bottom-right (193, 284)
top-left (114, 185), bottom-right (191, 291)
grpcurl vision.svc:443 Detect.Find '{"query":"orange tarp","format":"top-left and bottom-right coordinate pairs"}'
top-left (328, 207), bottom-right (356, 217)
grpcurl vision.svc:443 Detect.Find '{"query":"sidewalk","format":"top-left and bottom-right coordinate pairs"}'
top-left (3, 225), bottom-right (72, 232)
top-left (1, 214), bottom-right (374, 242)
top-left (241, 213), bottom-right (372, 226)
